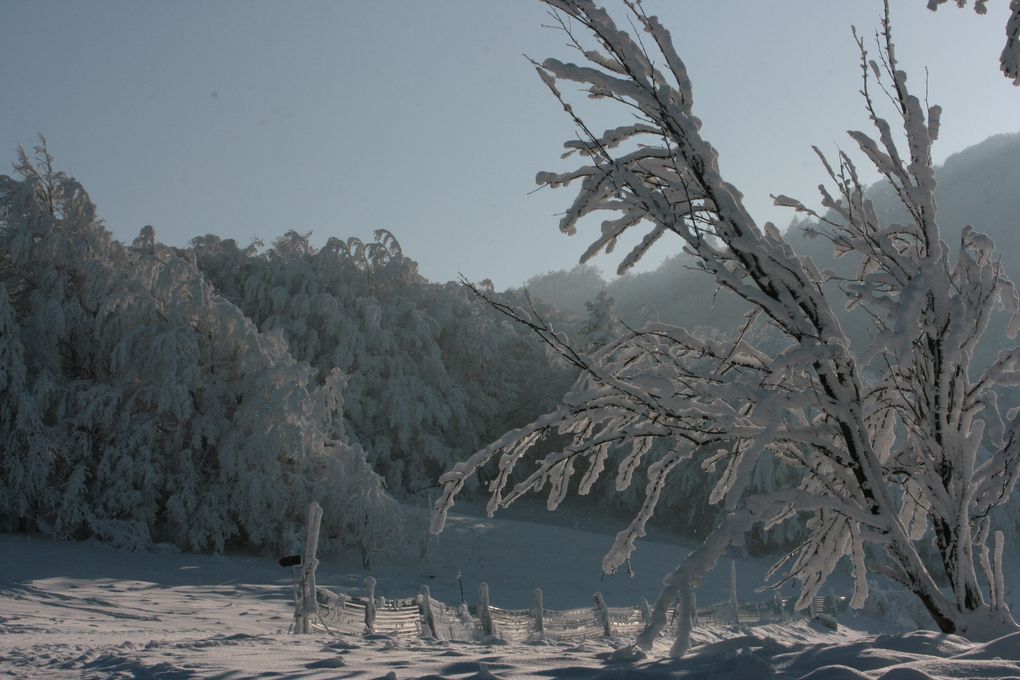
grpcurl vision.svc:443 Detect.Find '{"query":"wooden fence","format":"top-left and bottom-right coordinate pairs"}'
top-left (288, 502), bottom-right (846, 642)
top-left (312, 580), bottom-right (646, 642)
top-left (307, 579), bottom-right (844, 642)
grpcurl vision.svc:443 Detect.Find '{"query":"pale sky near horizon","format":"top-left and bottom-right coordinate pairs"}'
top-left (2, 1), bottom-right (1018, 289)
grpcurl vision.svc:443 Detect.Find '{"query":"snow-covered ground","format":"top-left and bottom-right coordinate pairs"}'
top-left (3, 503), bottom-right (1020, 679)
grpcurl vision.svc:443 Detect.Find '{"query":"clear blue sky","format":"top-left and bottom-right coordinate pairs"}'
top-left (2, 1), bottom-right (1017, 288)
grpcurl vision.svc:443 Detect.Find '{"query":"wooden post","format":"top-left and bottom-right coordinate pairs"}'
top-left (364, 576), bottom-right (377, 633)
top-left (828, 588), bottom-right (838, 617)
top-left (593, 592), bottom-right (612, 637)
top-left (729, 559), bottom-right (739, 625)
top-left (639, 597), bottom-right (652, 625)
top-left (478, 582), bottom-right (495, 637)
top-left (420, 585), bottom-right (438, 638)
top-left (531, 588), bottom-right (545, 635)
top-left (293, 501), bottom-right (322, 634)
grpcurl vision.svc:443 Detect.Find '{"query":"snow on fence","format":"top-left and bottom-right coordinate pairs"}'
top-left (288, 503), bottom-right (846, 642)
top-left (305, 580), bottom-right (841, 642)
top-left (309, 581), bottom-right (648, 642)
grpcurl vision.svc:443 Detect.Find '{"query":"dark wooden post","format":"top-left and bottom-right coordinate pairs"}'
top-left (531, 588), bottom-right (545, 636)
top-left (364, 576), bottom-right (377, 633)
top-left (420, 584), bottom-right (438, 638)
top-left (593, 592), bottom-right (612, 637)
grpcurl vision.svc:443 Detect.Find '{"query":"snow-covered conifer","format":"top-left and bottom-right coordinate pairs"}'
top-left (578, 290), bottom-right (620, 352)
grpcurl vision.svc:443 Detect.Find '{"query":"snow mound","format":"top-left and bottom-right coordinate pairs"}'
top-left (953, 631), bottom-right (1020, 662)
top-left (798, 666), bottom-right (872, 680)
top-left (871, 631), bottom-right (973, 657)
top-left (876, 668), bottom-right (938, 680)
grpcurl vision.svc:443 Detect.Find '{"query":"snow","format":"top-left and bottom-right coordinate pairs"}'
top-left (4, 503), bottom-right (1020, 679)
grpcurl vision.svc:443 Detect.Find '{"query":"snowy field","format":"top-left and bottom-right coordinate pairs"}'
top-left (3, 504), bottom-right (1020, 679)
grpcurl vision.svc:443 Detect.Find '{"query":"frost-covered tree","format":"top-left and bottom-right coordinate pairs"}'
top-left (523, 264), bottom-right (608, 315)
top-left (926, 0), bottom-right (1020, 84)
top-left (191, 230), bottom-right (570, 495)
top-left (0, 141), bottom-right (401, 559)
top-left (578, 290), bottom-right (620, 352)
top-left (0, 282), bottom-right (40, 529)
top-left (432, 0), bottom-right (1020, 654)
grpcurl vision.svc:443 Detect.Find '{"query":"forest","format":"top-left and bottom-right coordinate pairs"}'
top-left (2, 131), bottom-right (1019, 570)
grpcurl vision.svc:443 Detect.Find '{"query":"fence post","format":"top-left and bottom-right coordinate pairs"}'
top-left (639, 597), bottom-right (651, 625)
top-left (593, 592), bottom-right (612, 637)
top-left (293, 501), bottom-right (322, 634)
top-left (419, 584), bottom-right (438, 638)
top-left (364, 576), bottom-right (377, 633)
top-left (729, 559), bottom-right (739, 625)
top-left (532, 588), bottom-right (545, 636)
top-left (478, 582), bottom-right (495, 637)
